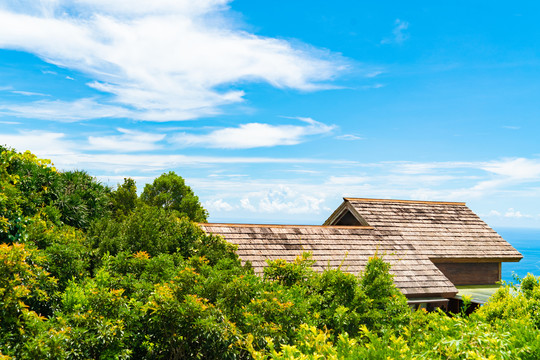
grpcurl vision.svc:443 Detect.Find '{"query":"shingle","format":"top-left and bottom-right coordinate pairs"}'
top-left (199, 223), bottom-right (457, 298)
top-left (339, 198), bottom-right (522, 261)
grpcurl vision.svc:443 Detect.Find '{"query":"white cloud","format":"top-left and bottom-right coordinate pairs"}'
top-left (173, 117), bottom-right (335, 148)
top-left (381, 19), bottom-right (409, 45)
top-left (361, 83), bottom-right (385, 90)
top-left (0, 130), bottom-right (75, 156)
top-left (481, 158), bottom-right (540, 180)
top-left (485, 208), bottom-right (537, 219)
top-left (365, 70), bottom-right (384, 78)
top-left (205, 199), bottom-right (234, 212)
top-left (327, 176), bottom-right (369, 185)
top-left (11, 90), bottom-right (49, 96)
top-left (0, 1), bottom-right (346, 121)
top-left (504, 208), bottom-right (533, 219)
top-left (87, 128), bottom-right (165, 152)
top-left (0, 129), bottom-right (356, 174)
top-left (0, 98), bottom-right (130, 122)
top-left (240, 198), bottom-right (256, 212)
top-left (336, 134), bottom-right (363, 141)
top-left (486, 210), bottom-right (502, 217)
top-left (240, 186), bottom-right (325, 214)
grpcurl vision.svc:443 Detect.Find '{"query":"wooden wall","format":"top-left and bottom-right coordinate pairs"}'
top-left (433, 262), bottom-right (501, 285)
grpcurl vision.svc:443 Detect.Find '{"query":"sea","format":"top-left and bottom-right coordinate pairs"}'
top-left (496, 227), bottom-right (540, 283)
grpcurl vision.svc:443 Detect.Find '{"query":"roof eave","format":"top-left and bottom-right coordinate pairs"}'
top-left (429, 256), bottom-right (523, 263)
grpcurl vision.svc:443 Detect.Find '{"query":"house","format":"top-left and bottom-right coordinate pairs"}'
top-left (199, 198), bottom-right (522, 310)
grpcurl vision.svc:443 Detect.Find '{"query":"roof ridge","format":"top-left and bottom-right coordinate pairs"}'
top-left (199, 223), bottom-right (374, 229)
top-left (343, 197), bottom-right (467, 206)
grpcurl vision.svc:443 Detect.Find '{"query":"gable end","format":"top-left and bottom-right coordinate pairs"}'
top-left (324, 200), bottom-right (370, 226)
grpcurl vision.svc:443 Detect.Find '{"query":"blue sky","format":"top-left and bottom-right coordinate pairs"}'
top-left (1, 0), bottom-right (540, 228)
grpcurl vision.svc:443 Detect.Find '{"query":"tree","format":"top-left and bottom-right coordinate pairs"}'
top-left (110, 177), bottom-right (138, 217)
top-left (140, 172), bottom-right (207, 222)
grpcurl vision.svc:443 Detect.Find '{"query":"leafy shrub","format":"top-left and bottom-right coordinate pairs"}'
top-left (0, 243), bottom-right (57, 355)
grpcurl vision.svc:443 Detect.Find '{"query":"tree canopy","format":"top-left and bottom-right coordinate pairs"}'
top-left (141, 171), bottom-right (208, 222)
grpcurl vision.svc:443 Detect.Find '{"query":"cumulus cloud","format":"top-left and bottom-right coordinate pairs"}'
top-left (240, 186), bottom-right (325, 214)
top-left (484, 208), bottom-right (536, 219)
top-left (0, 0), bottom-right (346, 121)
top-left (504, 208), bottom-right (533, 218)
top-left (205, 199), bottom-right (234, 212)
top-left (172, 117), bottom-right (335, 148)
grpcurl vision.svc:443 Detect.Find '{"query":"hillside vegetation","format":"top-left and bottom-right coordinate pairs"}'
top-left (1, 146), bottom-right (540, 359)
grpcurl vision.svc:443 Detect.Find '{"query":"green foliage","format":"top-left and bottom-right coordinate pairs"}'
top-left (110, 178), bottom-right (138, 218)
top-left (52, 170), bottom-right (111, 230)
top-left (26, 219), bottom-right (92, 292)
top-left (55, 272), bottom-right (134, 359)
top-left (5, 147), bottom-right (540, 359)
top-left (0, 147), bottom-right (111, 238)
top-left (143, 287), bottom-right (241, 359)
top-left (264, 252), bottom-right (315, 287)
top-left (141, 171), bottom-right (208, 222)
top-left (0, 243), bottom-right (57, 355)
top-left (89, 203), bottom-right (237, 263)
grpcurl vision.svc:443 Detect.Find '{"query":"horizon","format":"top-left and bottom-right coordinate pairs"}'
top-left (1, 0), bottom-right (539, 229)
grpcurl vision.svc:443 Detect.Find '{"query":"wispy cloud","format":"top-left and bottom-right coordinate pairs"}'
top-left (11, 90), bottom-right (49, 96)
top-left (0, 130), bottom-right (75, 156)
top-left (172, 117), bottom-right (335, 149)
top-left (361, 83), bottom-right (385, 90)
top-left (381, 19), bottom-right (409, 45)
top-left (0, 98), bottom-right (130, 122)
top-left (365, 70), bottom-right (384, 78)
top-left (0, 0), bottom-right (346, 121)
top-left (0, 129), bottom-right (356, 174)
top-left (481, 158), bottom-right (540, 180)
top-left (87, 128), bottom-right (166, 152)
top-left (336, 134), bottom-right (363, 141)
top-left (327, 176), bottom-right (369, 185)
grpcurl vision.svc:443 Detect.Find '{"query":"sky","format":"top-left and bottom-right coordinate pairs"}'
top-left (1, 0), bottom-right (539, 229)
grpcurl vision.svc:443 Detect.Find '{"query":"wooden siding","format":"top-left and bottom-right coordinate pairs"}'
top-left (433, 262), bottom-right (501, 285)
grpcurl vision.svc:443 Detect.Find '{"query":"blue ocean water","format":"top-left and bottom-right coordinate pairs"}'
top-left (496, 227), bottom-right (540, 283)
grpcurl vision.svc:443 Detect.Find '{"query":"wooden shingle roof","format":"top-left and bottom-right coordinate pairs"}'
top-left (200, 223), bottom-right (458, 298)
top-left (325, 198), bottom-right (523, 262)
